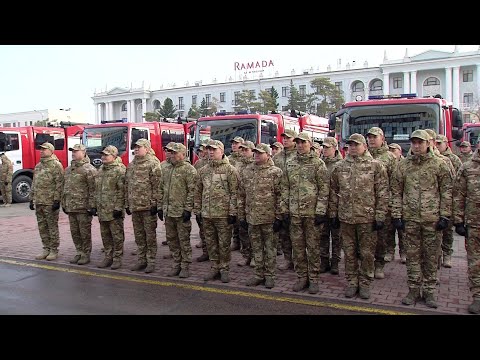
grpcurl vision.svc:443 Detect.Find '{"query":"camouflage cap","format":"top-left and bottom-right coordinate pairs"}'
top-left (424, 129), bottom-right (437, 140)
top-left (253, 143), bottom-right (272, 155)
top-left (239, 140), bottom-right (255, 150)
top-left (346, 133), bottom-right (367, 144)
top-left (367, 127), bottom-right (384, 136)
top-left (410, 129), bottom-right (430, 141)
top-left (388, 143), bottom-right (402, 151)
top-left (322, 137), bottom-right (338, 148)
top-left (135, 138), bottom-right (151, 148)
top-left (459, 140), bottom-right (472, 147)
top-left (206, 139), bottom-right (225, 150)
top-left (294, 132), bottom-right (312, 143)
top-left (435, 134), bottom-right (448, 143)
top-left (68, 143), bottom-right (86, 151)
top-left (166, 142), bottom-right (186, 153)
top-left (39, 142), bottom-right (54, 151)
top-left (281, 129), bottom-right (298, 138)
top-left (199, 139), bottom-right (209, 150)
top-left (163, 142), bottom-right (175, 150)
top-left (271, 141), bottom-right (284, 150)
top-left (312, 142), bottom-right (322, 149)
top-left (101, 145), bottom-right (119, 156)
top-left (231, 136), bottom-right (245, 143)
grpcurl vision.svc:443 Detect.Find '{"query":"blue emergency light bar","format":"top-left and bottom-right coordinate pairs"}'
top-left (368, 93), bottom-right (417, 100)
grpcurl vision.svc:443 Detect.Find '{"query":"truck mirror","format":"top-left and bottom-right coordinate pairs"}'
top-left (328, 113), bottom-right (336, 131)
top-left (269, 123), bottom-right (278, 137)
top-left (452, 108), bottom-right (463, 128)
top-left (189, 125), bottom-right (195, 138)
top-left (0, 132), bottom-right (6, 151)
top-left (452, 129), bottom-right (463, 140)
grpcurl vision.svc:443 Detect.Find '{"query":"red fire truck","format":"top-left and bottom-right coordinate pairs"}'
top-left (459, 122), bottom-right (480, 147)
top-left (328, 93), bottom-right (464, 155)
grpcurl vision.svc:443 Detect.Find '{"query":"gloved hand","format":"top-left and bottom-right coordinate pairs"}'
top-left (435, 217), bottom-right (449, 231)
top-left (87, 208), bottom-right (97, 216)
top-left (52, 201), bottom-right (60, 211)
top-left (227, 215), bottom-right (237, 225)
top-left (372, 221), bottom-right (385, 231)
top-left (182, 210), bottom-right (191, 223)
top-left (62, 207), bottom-right (68, 214)
top-left (392, 218), bottom-right (405, 231)
top-left (113, 210), bottom-right (122, 219)
top-left (29, 200), bottom-right (35, 211)
top-left (195, 214), bottom-right (202, 226)
top-left (454, 223), bottom-right (467, 236)
top-left (239, 219), bottom-right (248, 230)
top-left (150, 206), bottom-right (157, 216)
top-left (273, 219), bottom-right (282, 232)
top-left (283, 213), bottom-right (291, 227)
top-left (314, 214), bottom-right (328, 226)
top-left (330, 217), bottom-right (340, 229)
top-left (125, 207), bottom-right (132, 215)
top-left (157, 209), bottom-right (164, 221)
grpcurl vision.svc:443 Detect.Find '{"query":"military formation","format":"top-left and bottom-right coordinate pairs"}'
top-left (12, 125), bottom-right (480, 314)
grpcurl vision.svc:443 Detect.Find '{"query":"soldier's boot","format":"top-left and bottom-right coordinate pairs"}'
top-left (220, 270), bottom-right (230, 283)
top-left (237, 257), bottom-right (251, 267)
top-left (443, 254), bottom-right (452, 268)
top-left (97, 258), bottom-right (113, 268)
top-left (167, 265), bottom-right (181, 277)
top-left (203, 269), bottom-right (220, 281)
top-left (4, 203), bottom-right (11, 207)
top-left (178, 267), bottom-right (190, 278)
top-left (384, 252), bottom-right (394, 262)
top-left (423, 292), bottom-right (438, 309)
top-left (161, 240), bottom-right (168, 246)
top-left (246, 277), bottom-right (264, 287)
top-left (319, 257), bottom-right (330, 273)
top-left (264, 276), bottom-right (274, 289)
top-left (374, 265), bottom-right (385, 279)
top-left (292, 278), bottom-right (308, 292)
top-left (69, 254), bottom-right (81, 264)
top-left (250, 258), bottom-right (255, 268)
top-left (400, 253), bottom-right (407, 264)
top-left (230, 241), bottom-right (240, 251)
top-left (130, 261), bottom-right (147, 271)
top-left (276, 246), bottom-right (283, 256)
top-left (110, 259), bottom-right (122, 270)
top-left (344, 286), bottom-right (358, 298)
top-left (401, 288), bottom-right (421, 305)
top-left (330, 260), bottom-right (339, 275)
top-left (359, 286), bottom-right (371, 300)
top-left (468, 299), bottom-right (480, 314)
top-left (35, 249), bottom-right (50, 260)
top-left (144, 263), bottom-right (155, 273)
top-left (196, 253), bottom-right (209, 262)
top-left (308, 281), bottom-right (319, 294)
top-left (46, 250), bottom-right (58, 261)
top-left (77, 253), bottom-right (90, 265)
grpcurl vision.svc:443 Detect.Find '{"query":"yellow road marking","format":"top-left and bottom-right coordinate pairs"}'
top-left (0, 258), bottom-right (416, 315)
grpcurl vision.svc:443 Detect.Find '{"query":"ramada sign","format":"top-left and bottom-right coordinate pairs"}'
top-left (234, 60), bottom-right (274, 74)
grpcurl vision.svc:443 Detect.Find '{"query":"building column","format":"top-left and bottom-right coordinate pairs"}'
top-left (96, 103), bottom-right (102, 124)
top-left (109, 102), bottom-right (115, 122)
top-left (141, 98), bottom-right (147, 122)
top-left (445, 67), bottom-right (452, 103)
top-left (410, 71), bottom-right (417, 94)
top-left (130, 100), bottom-right (136, 123)
top-left (476, 64), bottom-right (480, 100)
top-left (403, 71), bottom-right (410, 93)
top-left (127, 100), bottom-right (131, 123)
top-left (452, 66), bottom-right (460, 108)
top-left (383, 73), bottom-right (390, 95)
top-left (364, 81), bottom-right (369, 100)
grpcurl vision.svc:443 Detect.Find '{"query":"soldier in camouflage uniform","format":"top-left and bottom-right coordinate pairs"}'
top-left (30, 142), bottom-right (64, 261)
top-left (194, 141), bottom-right (210, 262)
top-left (239, 143), bottom-right (282, 289)
top-left (458, 141), bottom-right (473, 163)
top-left (312, 142), bottom-right (322, 158)
top-left (126, 138), bottom-right (162, 273)
top-left (271, 141), bottom-right (284, 157)
top-left (159, 142), bottom-right (174, 250)
top-left (194, 140), bottom-right (238, 283)
top-left (329, 133), bottom-right (388, 299)
top-left (228, 136), bottom-right (244, 251)
top-left (62, 144), bottom-right (97, 265)
top-left (96, 145), bottom-right (126, 269)
top-left (453, 147), bottom-right (480, 314)
top-left (366, 127), bottom-right (397, 277)
top-left (391, 130), bottom-right (453, 308)
top-left (319, 137), bottom-right (343, 275)
top-left (0, 152), bottom-right (13, 207)
top-left (281, 132), bottom-right (329, 294)
top-left (158, 142), bottom-right (197, 278)
top-left (273, 129), bottom-right (298, 271)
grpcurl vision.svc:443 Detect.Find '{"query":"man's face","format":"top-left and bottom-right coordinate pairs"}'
top-left (323, 145), bottom-right (335, 158)
top-left (347, 142), bottom-right (367, 156)
top-left (282, 136), bottom-right (295, 149)
top-left (231, 141), bottom-right (241, 153)
top-left (389, 148), bottom-right (402, 160)
top-left (241, 147), bottom-right (253, 158)
top-left (101, 153), bottom-right (115, 164)
top-left (295, 139), bottom-right (311, 154)
top-left (208, 146), bottom-right (223, 160)
top-left (367, 134), bottom-right (383, 148)
top-left (254, 151), bottom-right (268, 165)
top-left (72, 150), bottom-right (85, 161)
top-left (170, 150), bottom-right (185, 163)
top-left (460, 145), bottom-right (472, 154)
top-left (40, 148), bottom-right (53, 158)
top-left (410, 138), bottom-right (429, 155)
top-left (436, 141), bottom-right (448, 153)
top-left (271, 146), bottom-right (281, 156)
top-left (134, 145), bottom-right (148, 157)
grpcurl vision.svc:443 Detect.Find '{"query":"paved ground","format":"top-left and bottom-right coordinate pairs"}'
top-left (0, 203), bottom-right (473, 315)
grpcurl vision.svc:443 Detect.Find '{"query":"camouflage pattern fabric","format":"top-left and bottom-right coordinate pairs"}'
top-left (165, 216), bottom-right (192, 269)
top-left (35, 204), bottom-right (60, 252)
top-left (99, 218), bottom-right (125, 261)
top-left (385, 220), bottom-right (405, 257)
top-left (203, 217), bottom-right (232, 272)
top-left (466, 226), bottom-right (480, 299)
top-left (132, 210), bottom-right (158, 265)
top-left (95, 159), bottom-right (126, 222)
top-left (68, 213), bottom-right (93, 256)
top-left (227, 151), bottom-right (242, 168)
top-left (30, 155), bottom-right (64, 205)
top-left (62, 156), bottom-right (97, 212)
top-left (194, 158), bottom-right (208, 171)
top-left (193, 158), bottom-right (208, 254)
top-left (235, 156), bottom-right (255, 259)
top-left (458, 151), bottom-right (473, 164)
top-left (249, 223), bottom-right (277, 279)
top-left (0, 154), bottom-right (13, 204)
top-left (441, 146), bottom-right (462, 173)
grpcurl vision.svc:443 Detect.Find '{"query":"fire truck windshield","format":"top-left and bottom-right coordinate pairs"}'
top-left (196, 118), bottom-right (257, 155)
top-left (83, 126), bottom-right (128, 154)
top-left (341, 103), bottom-right (440, 145)
top-left (466, 126), bottom-right (480, 147)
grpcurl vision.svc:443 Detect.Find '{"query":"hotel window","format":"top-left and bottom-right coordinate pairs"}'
top-left (463, 70), bottom-right (473, 82)
top-left (178, 97), bottom-right (184, 110)
top-left (370, 80), bottom-right (383, 91)
top-left (234, 91), bottom-right (240, 106)
top-left (192, 95), bottom-right (197, 106)
top-left (121, 102), bottom-right (127, 111)
top-left (220, 92), bottom-right (226, 102)
top-left (353, 82), bottom-right (364, 92)
top-left (424, 77), bottom-right (440, 86)
top-left (335, 82), bottom-right (342, 93)
top-left (299, 85), bottom-right (306, 97)
top-left (393, 77), bottom-right (403, 89)
top-left (464, 93), bottom-right (473, 104)
top-left (205, 94), bottom-right (211, 107)
top-left (282, 87), bottom-right (288, 97)
top-left (249, 90), bottom-right (255, 98)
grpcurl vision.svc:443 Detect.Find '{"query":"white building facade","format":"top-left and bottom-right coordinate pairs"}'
top-left (93, 47), bottom-right (479, 124)
top-left (0, 109), bottom-right (88, 128)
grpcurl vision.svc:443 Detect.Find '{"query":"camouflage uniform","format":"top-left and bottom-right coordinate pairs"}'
top-left (453, 149), bottom-right (480, 313)
top-left (228, 136), bottom-right (244, 250)
top-left (238, 144), bottom-right (282, 286)
top-left (62, 145), bottom-right (97, 264)
top-left (391, 130), bottom-right (453, 303)
top-left (458, 141), bottom-right (473, 163)
top-left (158, 142), bottom-right (197, 275)
top-left (193, 148), bottom-right (209, 258)
top-left (194, 140), bottom-right (238, 279)
top-left (329, 135), bottom-right (388, 295)
top-left (96, 146), bottom-right (126, 267)
top-left (126, 139), bottom-right (162, 271)
top-left (0, 153), bottom-right (13, 206)
top-left (30, 143), bottom-right (64, 258)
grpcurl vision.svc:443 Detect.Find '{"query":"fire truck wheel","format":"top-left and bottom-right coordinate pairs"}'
top-left (12, 175), bottom-right (32, 204)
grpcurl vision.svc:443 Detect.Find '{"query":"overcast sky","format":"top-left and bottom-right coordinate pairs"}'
top-left (0, 45), bottom-right (477, 120)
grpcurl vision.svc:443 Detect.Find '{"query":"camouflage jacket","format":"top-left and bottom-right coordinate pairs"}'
top-left (238, 158), bottom-right (282, 225)
top-left (391, 149), bottom-right (453, 223)
top-left (236, 156), bottom-right (255, 179)
top-left (273, 146), bottom-right (297, 173)
top-left (328, 151), bottom-right (388, 224)
top-left (62, 156), bottom-right (97, 212)
top-left (321, 151), bottom-right (343, 174)
top-left (125, 154), bottom-right (162, 212)
top-left (194, 155), bottom-right (238, 218)
top-left (29, 155), bottom-right (64, 205)
top-left (95, 159), bottom-right (126, 221)
top-left (194, 158), bottom-right (208, 171)
top-left (433, 148), bottom-right (455, 178)
top-left (228, 152), bottom-right (243, 168)
top-left (158, 159), bottom-right (197, 217)
top-left (0, 155), bottom-right (13, 183)
top-left (453, 150), bottom-right (480, 226)
top-left (458, 152), bottom-right (473, 164)
top-left (281, 150), bottom-right (329, 217)
top-left (441, 147), bottom-right (462, 174)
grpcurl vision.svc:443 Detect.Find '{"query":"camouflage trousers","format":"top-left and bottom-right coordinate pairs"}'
top-left (290, 216), bottom-right (322, 281)
top-left (466, 226), bottom-right (480, 299)
top-left (68, 212), bottom-right (93, 256)
top-left (232, 223), bottom-right (240, 247)
top-left (386, 221), bottom-right (405, 256)
top-left (403, 221), bottom-right (441, 294)
top-left (0, 182), bottom-right (12, 204)
top-left (374, 213), bottom-right (391, 267)
top-left (441, 220), bottom-right (454, 256)
top-left (204, 217), bottom-right (232, 272)
top-left (35, 204), bottom-right (60, 251)
top-left (279, 222), bottom-right (293, 263)
top-left (341, 222), bottom-right (377, 288)
top-left (132, 211), bottom-right (158, 265)
top-left (238, 220), bottom-right (251, 260)
top-left (249, 223), bottom-right (277, 279)
top-left (99, 218), bottom-right (125, 261)
top-left (165, 216), bottom-right (192, 269)
top-left (199, 220), bottom-right (208, 255)
top-left (320, 221), bottom-right (342, 262)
